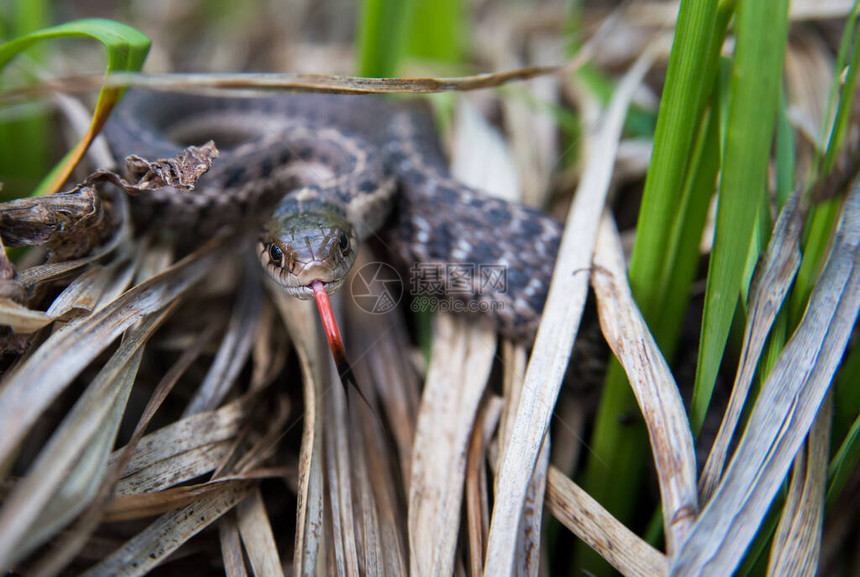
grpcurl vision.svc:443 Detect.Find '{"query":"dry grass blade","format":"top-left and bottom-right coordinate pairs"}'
top-left (236, 488), bottom-right (285, 576)
top-left (0, 299), bottom-right (54, 332)
top-left (346, 287), bottom-right (415, 575)
top-left (280, 283), bottom-right (399, 576)
top-left (345, 404), bottom-right (383, 575)
top-left (672, 182), bottom-right (860, 575)
top-left (767, 400), bottom-right (830, 577)
top-left (218, 517), bottom-right (247, 577)
top-left (448, 94), bottom-right (550, 575)
top-left (465, 397), bottom-right (502, 576)
top-left (484, 43), bottom-right (660, 577)
top-left (323, 339), bottom-right (361, 576)
top-left (268, 285), bottom-right (326, 576)
top-left (104, 478), bottom-right (256, 522)
top-left (111, 395), bottom-right (257, 496)
top-left (44, 261), bottom-right (129, 320)
top-left (21, 318), bottom-right (222, 577)
top-left (590, 212), bottom-right (698, 556)
top-left (346, 262), bottom-right (420, 488)
top-left (493, 341), bottom-right (550, 575)
top-left (451, 101), bottom-right (521, 203)
top-left (0, 306), bottom-right (169, 567)
top-left (13, 224), bottom-right (124, 288)
top-left (183, 260), bottom-right (262, 416)
top-left (518, 437), bottom-right (549, 576)
top-left (81, 480), bottom-right (254, 577)
top-left (1, 254), bottom-right (135, 334)
top-left (113, 395), bottom-right (251, 481)
top-left (408, 315), bottom-right (496, 577)
top-left (785, 29), bottom-right (833, 161)
top-left (247, 304), bottom-right (290, 391)
top-left (700, 193), bottom-right (805, 503)
top-left (0, 237), bottom-right (227, 469)
top-left (0, 57), bottom-right (592, 106)
top-left (544, 466), bottom-right (667, 577)
top-left (496, 342), bottom-right (528, 468)
top-left (626, 0), bottom-right (854, 23)
top-left (491, 33), bottom-right (562, 209)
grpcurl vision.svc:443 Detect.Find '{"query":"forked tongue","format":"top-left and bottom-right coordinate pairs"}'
top-left (310, 280), bottom-right (374, 411)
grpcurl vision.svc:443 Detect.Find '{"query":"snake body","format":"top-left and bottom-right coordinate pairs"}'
top-left (105, 91), bottom-right (562, 340)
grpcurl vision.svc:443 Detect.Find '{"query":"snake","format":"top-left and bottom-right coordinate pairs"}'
top-left (104, 91), bottom-right (563, 341)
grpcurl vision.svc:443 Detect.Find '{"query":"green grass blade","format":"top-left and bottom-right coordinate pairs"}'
top-left (833, 342), bottom-right (860, 443)
top-left (406, 0), bottom-right (463, 64)
top-left (690, 0), bottom-right (790, 433)
top-left (791, 200), bottom-right (842, 323)
top-left (651, 102), bottom-right (721, 360)
top-left (775, 90), bottom-right (796, 208)
top-left (576, 2), bottom-right (728, 573)
top-left (356, 0), bottom-right (415, 76)
top-left (790, 1), bottom-right (860, 324)
top-left (821, 0), bottom-right (860, 176)
top-left (356, 0), bottom-right (466, 77)
top-left (0, 18), bottom-right (150, 194)
top-left (827, 338), bottom-right (860, 511)
top-left (626, 0), bottom-right (729, 329)
top-left (0, 0), bottom-right (49, 199)
top-left (827, 387), bottom-right (860, 510)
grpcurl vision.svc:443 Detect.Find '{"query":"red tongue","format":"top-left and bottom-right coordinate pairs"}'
top-left (311, 280), bottom-right (349, 370)
top-left (310, 280), bottom-right (369, 406)
top-left (310, 281), bottom-right (384, 427)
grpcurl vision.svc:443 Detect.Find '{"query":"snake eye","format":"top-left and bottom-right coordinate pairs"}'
top-left (337, 232), bottom-right (350, 254)
top-left (268, 243), bottom-right (283, 263)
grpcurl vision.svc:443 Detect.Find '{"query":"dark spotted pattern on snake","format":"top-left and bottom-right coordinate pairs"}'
top-left (104, 91), bottom-right (562, 341)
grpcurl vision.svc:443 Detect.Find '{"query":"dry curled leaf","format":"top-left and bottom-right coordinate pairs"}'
top-left (0, 142), bottom-right (217, 279)
top-left (121, 141), bottom-right (219, 192)
top-left (0, 186), bottom-right (113, 261)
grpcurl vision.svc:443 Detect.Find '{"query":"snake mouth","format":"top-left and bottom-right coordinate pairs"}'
top-left (280, 277), bottom-right (345, 300)
top-left (258, 240), bottom-right (348, 299)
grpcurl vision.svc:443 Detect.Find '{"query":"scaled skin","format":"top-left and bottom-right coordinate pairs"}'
top-left (258, 196), bottom-right (359, 299)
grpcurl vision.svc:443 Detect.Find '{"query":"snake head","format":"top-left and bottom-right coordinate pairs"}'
top-left (258, 197), bottom-right (359, 299)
